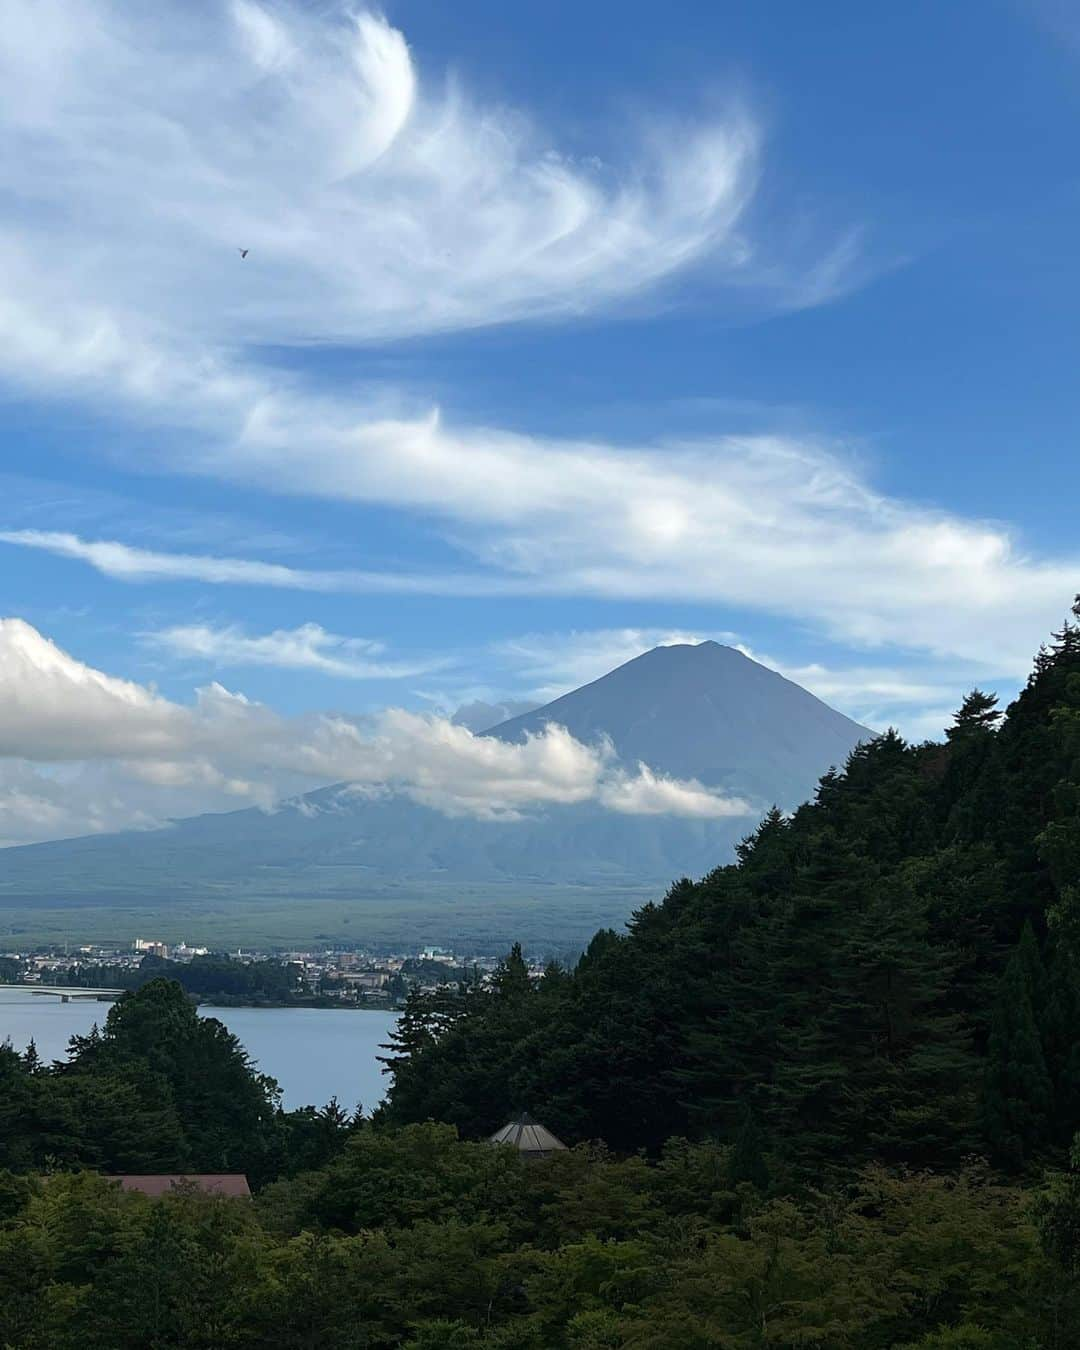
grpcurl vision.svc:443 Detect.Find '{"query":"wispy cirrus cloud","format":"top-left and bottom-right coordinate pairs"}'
top-left (3, 405), bottom-right (1075, 680)
top-left (4, 521), bottom-right (1037, 739)
top-left (0, 0), bottom-right (1073, 699)
top-left (0, 0), bottom-right (787, 355)
top-left (146, 621), bottom-right (443, 680)
top-left (0, 530), bottom-right (523, 597)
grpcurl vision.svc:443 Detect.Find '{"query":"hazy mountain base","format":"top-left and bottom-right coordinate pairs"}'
top-left (0, 794), bottom-right (746, 952)
top-left (0, 786), bottom-right (754, 887)
top-left (0, 880), bottom-right (655, 954)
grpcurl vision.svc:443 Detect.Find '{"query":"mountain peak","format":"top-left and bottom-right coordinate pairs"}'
top-left (487, 640), bottom-right (869, 807)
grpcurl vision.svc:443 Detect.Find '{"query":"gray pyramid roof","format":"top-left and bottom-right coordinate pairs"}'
top-left (488, 1111), bottom-right (567, 1156)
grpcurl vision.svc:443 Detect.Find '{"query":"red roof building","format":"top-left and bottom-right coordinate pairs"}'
top-left (105, 1174), bottom-right (251, 1198)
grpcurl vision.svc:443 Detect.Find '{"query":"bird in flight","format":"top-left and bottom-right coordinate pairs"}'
top-left (238, 248), bottom-right (249, 259)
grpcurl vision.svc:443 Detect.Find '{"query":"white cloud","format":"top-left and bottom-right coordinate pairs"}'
top-left (218, 420), bottom-right (1076, 670)
top-left (0, 0), bottom-right (1072, 691)
top-left (0, 531), bottom-right (349, 588)
top-left (0, 618), bottom-right (192, 761)
top-left (0, 618), bottom-right (751, 841)
top-left (5, 402), bottom-right (1075, 679)
top-left (0, 530), bottom-right (532, 596)
top-left (146, 622), bottom-right (442, 680)
top-left (0, 0), bottom-right (775, 354)
top-left (599, 764), bottom-right (750, 819)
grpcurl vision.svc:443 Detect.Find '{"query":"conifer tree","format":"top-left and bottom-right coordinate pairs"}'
top-left (64, 978), bottom-right (280, 1178)
top-left (947, 690), bottom-right (1003, 742)
top-left (378, 983), bottom-right (469, 1079)
top-left (983, 940), bottom-right (1053, 1167)
top-left (0, 1044), bottom-right (34, 1170)
top-left (1044, 939), bottom-right (1080, 1146)
top-left (1014, 920), bottom-right (1048, 1022)
top-left (727, 1103), bottom-right (770, 1191)
top-left (734, 806), bottom-right (788, 866)
top-left (492, 943), bottom-right (532, 1002)
top-left (941, 692), bottom-right (1005, 846)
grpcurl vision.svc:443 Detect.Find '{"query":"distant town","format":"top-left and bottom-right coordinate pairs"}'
top-left (0, 937), bottom-right (551, 1009)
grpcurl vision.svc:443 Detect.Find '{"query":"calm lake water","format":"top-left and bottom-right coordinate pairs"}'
top-left (0, 988), bottom-right (399, 1112)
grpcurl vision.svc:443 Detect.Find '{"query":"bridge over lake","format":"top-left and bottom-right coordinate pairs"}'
top-left (22, 985), bottom-right (124, 1003)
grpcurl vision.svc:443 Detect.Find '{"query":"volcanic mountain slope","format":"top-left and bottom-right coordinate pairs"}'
top-left (487, 641), bottom-right (870, 808)
top-left (0, 642), bottom-right (872, 894)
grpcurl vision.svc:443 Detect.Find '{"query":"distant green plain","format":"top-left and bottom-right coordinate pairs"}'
top-left (0, 880), bottom-right (656, 956)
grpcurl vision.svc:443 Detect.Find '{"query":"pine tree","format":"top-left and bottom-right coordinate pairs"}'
top-left (378, 984), bottom-right (465, 1077)
top-left (492, 943), bottom-right (532, 1002)
top-left (64, 978), bottom-right (280, 1179)
top-left (840, 877), bottom-right (976, 1167)
top-left (1044, 938), bottom-right (1080, 1146)
top-left (941, 692), bottom-right (1005, 847)
top-left (727, 1103), bottom-right (769, 1191)
top-left (734, 806), bottom-right (789, 867)
top-left (1014, 920), bottom-right (1048, 1021)
top-left (0, 1043), bottom-right (34, 1170)
top-left (982, 941), bottom-right (1053, 1167)
top-left (947, 690), bottom-right (1003, 742)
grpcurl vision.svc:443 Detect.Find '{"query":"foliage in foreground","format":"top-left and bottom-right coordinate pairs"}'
top-left (1, 1123), bottom-right (1079, 1349)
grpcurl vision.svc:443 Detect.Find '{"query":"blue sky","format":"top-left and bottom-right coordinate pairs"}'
top-left (1, 0), bottom-right (1078, 842)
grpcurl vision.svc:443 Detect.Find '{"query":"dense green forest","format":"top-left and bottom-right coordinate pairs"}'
top-left (1, 604), bottom-right (1079, 1346)
top-left (2, 1116), bottom-right (1078, 1348)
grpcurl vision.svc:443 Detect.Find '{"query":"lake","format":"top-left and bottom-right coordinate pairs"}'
top-left (0, 987), bottom-right (399, 1112)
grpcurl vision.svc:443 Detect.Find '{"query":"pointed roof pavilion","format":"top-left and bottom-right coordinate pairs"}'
top-left (488, 1111), bottom-right (568, 1157)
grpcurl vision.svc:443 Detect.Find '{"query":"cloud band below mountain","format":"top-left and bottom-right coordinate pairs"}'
top-left (0, 618), bottom-right (752, 844)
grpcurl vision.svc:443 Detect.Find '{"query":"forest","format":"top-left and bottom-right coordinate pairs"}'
top-left (1, 603), bottom-right (1079, 1347)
